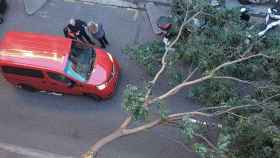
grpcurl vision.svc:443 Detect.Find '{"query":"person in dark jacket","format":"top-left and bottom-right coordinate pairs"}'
top-left (63, 19), bottom-right (95, 45)
top-left (86, 21), bottom-right (109, 48)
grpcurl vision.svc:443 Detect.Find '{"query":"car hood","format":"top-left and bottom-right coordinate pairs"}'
top-left (87, 48), bottom-right (112, 85)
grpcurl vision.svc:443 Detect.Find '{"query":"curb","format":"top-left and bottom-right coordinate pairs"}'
top-left (65, 0), bottom-right (142, 9)
top-left (122, 0), bottom-right (172, 7)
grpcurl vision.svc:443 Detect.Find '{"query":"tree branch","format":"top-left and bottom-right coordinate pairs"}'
top-left (226, 112), bottom-right (248, 120)
top-left (184, 67), bottom-right (199, 82)
top-left (262, 93), bottom-right (280, 103)
top-left (145, 11), bottom-right (202, 104)
top-left (83, 129), bottom-right (124, 158)
top-left (124, 119), bottom-right (162, 135)
top-left (149, 11), bottom-right (201, 86)
top-left (211, 53), bottom-right (272, 75)
top-left (120, 115), bottom-right (133, 129)
top-left (193, 133), bottom-right (218, 151)
top-left (149, 53), bottom-right (273, 104)
top-left (197, 105), bottom-right (229, 112)
top-left (149, 75), bottom-right (211, 104)
top-left (212, 76), bottom-right (253, 85)
top-left (83, 93), bottom-right (279, 158)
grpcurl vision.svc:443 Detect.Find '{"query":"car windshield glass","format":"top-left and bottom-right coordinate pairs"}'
top-left (65, 41), bottom-right (96, 82)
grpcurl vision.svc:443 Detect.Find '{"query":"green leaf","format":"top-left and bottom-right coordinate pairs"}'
top-left (193, 143), bottom-right (208, 158)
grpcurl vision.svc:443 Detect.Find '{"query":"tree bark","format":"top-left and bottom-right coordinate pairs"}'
top-left (88, 129), bottom-right (124, 157)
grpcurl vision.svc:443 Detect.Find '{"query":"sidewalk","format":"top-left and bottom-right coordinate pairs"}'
top-left (100, 0), bottom-right (172, 5)
top-left (65, 0), bottom-right (138, 8)
top-left (24, 0), bottom-right (47, 15)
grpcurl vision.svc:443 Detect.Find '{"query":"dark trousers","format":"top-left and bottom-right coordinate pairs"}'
top-left (98, 35), bottom-right (109, 48)
top-left (80, 30), bottom-right (95, 45)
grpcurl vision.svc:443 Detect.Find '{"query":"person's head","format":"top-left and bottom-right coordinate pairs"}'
top-left (87, 21), bottom-right (98, 33)
top-left (69, 18), bottom-right (76, 26)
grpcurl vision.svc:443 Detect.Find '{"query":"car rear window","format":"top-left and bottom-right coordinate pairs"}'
top-left (1, 66), bottom-right (44, 78)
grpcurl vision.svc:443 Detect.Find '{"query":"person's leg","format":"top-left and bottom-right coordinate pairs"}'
top-left (103, 35), bottom-right (109, 45)
top-left (81, 30), bottom-right (95, 45)
top-left (98, 38), bottom-right (106, 48)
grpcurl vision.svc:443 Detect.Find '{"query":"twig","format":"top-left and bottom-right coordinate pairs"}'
top-left (184, 67), bottom-right (199, 82)
top-left (262, 93), bottom-right (280, 103)
top-left (212, 76), bottom-right (253, 85)
top-left (196, 105), bottom-right (229, 112)
top-left (226, 112), bottom-right (248, 120)
top-left (193, 133), bottom-right (218, 151)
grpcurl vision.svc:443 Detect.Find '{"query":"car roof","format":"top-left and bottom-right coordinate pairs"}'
top-left (0, 31), bottom-right (72, 74)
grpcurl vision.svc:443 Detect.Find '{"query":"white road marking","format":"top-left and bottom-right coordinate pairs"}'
top-left (0, 142), bottom-right (75, 158)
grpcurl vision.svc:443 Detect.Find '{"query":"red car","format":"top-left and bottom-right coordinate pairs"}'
top-left (0, 31), bottom-right (120, 100)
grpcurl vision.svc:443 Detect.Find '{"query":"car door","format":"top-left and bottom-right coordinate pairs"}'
top-left (46, 71), bottom-right (82, 95)
top-left (1, 65), bottom-right (49, 90)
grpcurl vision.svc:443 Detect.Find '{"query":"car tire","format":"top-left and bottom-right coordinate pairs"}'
top-left (87, 94), bottom-right (102, 101)
top-left (18, 84), bottom-right (38, 92)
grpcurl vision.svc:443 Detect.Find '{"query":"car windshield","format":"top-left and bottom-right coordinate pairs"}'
top-left (64, 41), bottom-right (96, 82)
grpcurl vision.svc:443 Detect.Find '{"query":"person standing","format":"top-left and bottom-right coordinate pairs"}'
top-left (63, 19), bottom-right (95, 45)
top-left (86, 21), bottom-right (109, 48)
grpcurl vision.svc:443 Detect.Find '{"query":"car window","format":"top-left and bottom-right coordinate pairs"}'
top-left (1, 66), bottom-right (44, 78)
top-left (47, 72), bottom-right (73, 85)
top-left (65, 41), bottom-right (96, 81)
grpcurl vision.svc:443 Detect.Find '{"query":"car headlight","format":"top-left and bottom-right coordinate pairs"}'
top-left (97, 83), bottom-right (106, 90)
top-left (107, 53), bottom-right (114, 62)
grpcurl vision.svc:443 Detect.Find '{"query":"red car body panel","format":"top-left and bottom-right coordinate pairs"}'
top-left (0, 31), bottom-right (71, 74)
top-left (89, 48), bottom-right (112, 85)
top-left (0, 32), bottom-right (120, 99)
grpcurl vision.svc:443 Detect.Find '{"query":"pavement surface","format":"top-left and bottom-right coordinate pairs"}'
top-left (24, 0), bottom-right (48, 15)
top-left (225, 0), bottom-right (273, 17)
top-left (0, 0), bottom-right (198, 158)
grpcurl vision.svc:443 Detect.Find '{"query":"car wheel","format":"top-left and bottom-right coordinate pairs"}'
top-left (87, 94), bottom-right (102, 101)
top-left (18, 84), bottom-right (38, 92)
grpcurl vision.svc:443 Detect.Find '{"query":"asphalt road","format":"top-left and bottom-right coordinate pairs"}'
top-left (0, 0), bottom-right (198, 157)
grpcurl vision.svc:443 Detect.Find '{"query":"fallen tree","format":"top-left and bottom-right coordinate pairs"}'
top-left (83, 0), bottom-right (280, 157)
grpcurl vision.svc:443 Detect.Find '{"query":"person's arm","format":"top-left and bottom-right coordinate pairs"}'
top-left (63, 27), bottom-right (69, 37)
top-left (76, 19), bottom-right (87, 27)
